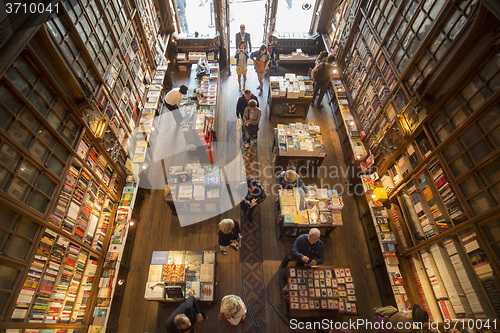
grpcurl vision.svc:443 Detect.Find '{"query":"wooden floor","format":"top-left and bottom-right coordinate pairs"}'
top-left (110, 64), bottom-right (384, 333)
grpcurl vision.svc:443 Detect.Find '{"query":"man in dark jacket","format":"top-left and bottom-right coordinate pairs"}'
top-left (238, 178), bottom-right (266, 223)
top-left (236, 89), bottom-right (259, 119)
top-left (165, 295), bottom-right (207, 332)
top-left (280, 228), bottom-right (324, 268)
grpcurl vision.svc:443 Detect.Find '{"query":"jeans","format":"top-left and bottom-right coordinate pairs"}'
top-left (312, 83), bottom-right (328, 106)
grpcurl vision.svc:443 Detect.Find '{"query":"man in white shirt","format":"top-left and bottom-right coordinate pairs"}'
top-left (235, 24), bottom-right (251, 53)
top-left (164, 85), bottom-right (188, 124)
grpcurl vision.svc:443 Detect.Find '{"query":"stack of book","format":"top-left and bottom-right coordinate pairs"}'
top-left (167, 164), bottom-right (221, 201)
top-left (270, 74), bottom-right (313, 98)
top-left (276, 122), bottom-right (326, 157)
top-left (280, 188), bottom-right (343, 227)
top-left (146, 250), bottom-right (215, 301)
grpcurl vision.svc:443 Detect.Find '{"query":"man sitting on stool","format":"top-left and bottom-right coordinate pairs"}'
top-left (164, 84), bottom-right (188, 124)
top-left (280, 228), bottom-right (324, 268)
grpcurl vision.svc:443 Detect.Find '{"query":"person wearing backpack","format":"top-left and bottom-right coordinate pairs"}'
top-left (310, 54), bottom-right (335, 108)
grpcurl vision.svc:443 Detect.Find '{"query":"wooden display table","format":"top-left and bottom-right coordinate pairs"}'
top-left (268, 88), bottom-right (313, 120)
top-left (277, 187), bottom-right (343, 237)
top-left (145, 250), bottom-right (216, 302)
top-left (284, 266), bottom-right (358, 318)
top-left (272, 123), bottom-right (326, 173)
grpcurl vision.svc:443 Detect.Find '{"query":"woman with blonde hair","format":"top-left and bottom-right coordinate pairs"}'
top-left (218, 219), bottom-right (241, 255)
top-left (219, 295), bottom-right (247, 328)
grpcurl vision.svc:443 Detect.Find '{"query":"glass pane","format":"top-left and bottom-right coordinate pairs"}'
top-left (36, 174), bottom-right (56, 196)
top-left (450, 107), bottom-right (468, 128)
top-left (0, 229), bottom-right (8, 251)
top-left (0, 85), bottom-right (22, 112)
top-left (469, 192), bottom-right (493, 214)
top-left (29, 140), bottom-right (49, 163)
top-left (450, 155), bottom-right (472, 177)
top-left (460, 125), bottom-right (482, 149)
top-left (0, 264), bottom-right (19, 290)
top-left (460, 175), bottom-right (482, 197)
top-left (17, 58), bottom-right (38, 85)
top-left (6, 236), bottom-right (31, 259)
top-left (7, 69), bottom-right (30, 96)
top-left (0, 143), bottom-right (21, 170)
top-left (66, 115), bottom-right (80, 135)
top-left (46, 155), bottom-right (64, 176)
top-left (28, 91), bottom-right (48, 114)
top-left (0, 105), bottom-right (12, 130)
top-left (468, 140), bottom-right (492, 163)
top-left (461, 77), bottom-right (481, 100)
top-left (7, 178), bottom-right (30, 201)
top-left (19, 109), bottom-right (40, 133)
top-left (8, 121), bottom-right (32, 148)
top-left (60, 127), bottom-right (74, 145)
top-left (16, 217), bottom-right (38, 239)
top-left (52, 99), bottom-right (66, 118)
top-left (468, 91), bottom-right (488, 112)
top-left (479, 161), bottom-right (500, 187)
top-left (37, 128), bottom-right (55, 147)
top-left (443, 142), bottom-right (462, 161)
top-left (53, 142), bottom-right (70, 161)
top-left (0, 204), bottom-right (19, 230)
top-left (36, 81), bottom-right (56, 105)
top-left (0, 165), bottom-right (13, 190)
top-left (46, 111), bottom-right (62, 131)
top-left (481, 221), bottom-right (500, 263)
top-left (18, 161), bottom-right (38, 183)
top-left (28, 191), bottom-right (49, 213)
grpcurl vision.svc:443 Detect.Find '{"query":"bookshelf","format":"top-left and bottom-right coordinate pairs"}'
top-left (329, 0), bottom-right (500, 321)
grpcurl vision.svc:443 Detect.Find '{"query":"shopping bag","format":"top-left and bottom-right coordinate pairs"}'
top-left (236, 118), bottom-right (242, 131)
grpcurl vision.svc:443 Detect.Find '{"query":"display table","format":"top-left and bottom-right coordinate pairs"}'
top-left (277, 187), bottom-right (343, 237)
top-left (268, 74), bottom-right (313, 119)
top-left (272, 122), bottom-right (326, 173)
top-left (163, 163), bottom-right (221, 218)
top-left (145, 250), bottom-right (215, 302)
top-left (284, 266), bottom-right (358, 318)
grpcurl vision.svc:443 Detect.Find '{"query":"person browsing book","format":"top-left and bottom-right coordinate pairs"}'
top-left (165, 295), bottom-right (207, 333)
top-left (280, 228), bottom-right (324, 268)
top-left (238, 178), bottom-right (266, 224)
top-left (218, 219), bottom-right (241, 255)
top-left (164, 85), bottom-right (188, 124)
top-left (277, 170), bottom-right (309, 194)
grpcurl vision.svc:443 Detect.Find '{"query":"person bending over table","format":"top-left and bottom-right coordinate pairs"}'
top-left (277, 170), bottom-right (309, 194)
top-left (165, 294), bottom-right (207, 333)
top-left (280, 228), bottom-right (324, 268)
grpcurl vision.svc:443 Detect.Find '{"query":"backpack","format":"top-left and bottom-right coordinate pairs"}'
top-left (314, 62), bottom-right (332, 86)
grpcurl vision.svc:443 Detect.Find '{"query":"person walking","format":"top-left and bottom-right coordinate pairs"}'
top-left (235, 24), bottom-right (252, 53)
top-left (238, 178), bottom-right (266, 224)
top-left (175, 0), bottom-right (188, 33)
top-left (310, 54), bottom-right (335, 108)
top-left (280, 228), bottom-right (324, 268)
top-left (165, 294), bottom-right (207, 332)
top-left (235, 41), bottom-right (249, 92)
top-left (219, 295), bottom-right (247, 329)
top-left (250, 45), bottom-right (270, 96)
top-left (164, 84), bottom-right (188, 124)
top-left (236, 89), bottom-right (259, 120)
top-left (242, 99), bottom-right (261, 150)
top-left (218, 219), bottom-right (241, 255)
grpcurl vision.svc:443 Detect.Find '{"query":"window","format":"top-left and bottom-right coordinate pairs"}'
top-left (430, 53), bottom-right (500, 144)
top-left (275, 0), bottom-right (317, 34)
top-left (371, 0), bottom-right (402, 42)
top-left (4, 57), bottom-right (81, 148)
top-left (388, 0), bottom-right (445, 73)
top-left (405, 0), bottom-right (478, 92)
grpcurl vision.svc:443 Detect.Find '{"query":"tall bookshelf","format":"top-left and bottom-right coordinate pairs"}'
top-left (328, 0), bottom-right (500, 322)
top-left (0, 0), bottom-right (165, 331)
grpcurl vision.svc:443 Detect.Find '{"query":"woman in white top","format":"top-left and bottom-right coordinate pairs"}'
top-left (219, 295), bottom-right (246, 328)
top-left (235, 41), bottom-right (249, 91)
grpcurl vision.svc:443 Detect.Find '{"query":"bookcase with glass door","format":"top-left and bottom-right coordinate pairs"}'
top-left (325, 0), bottom-right (500, 323)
